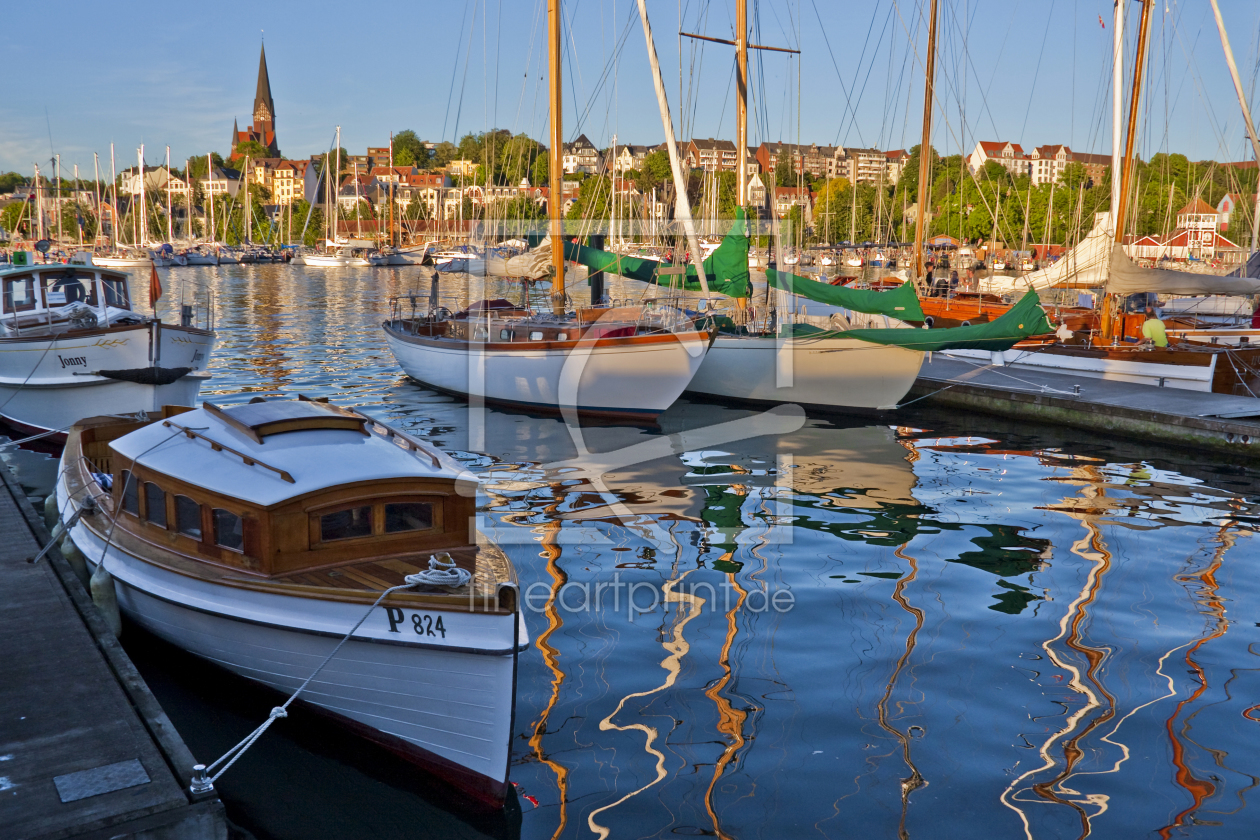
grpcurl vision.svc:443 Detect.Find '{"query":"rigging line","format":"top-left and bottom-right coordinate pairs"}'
top-left (1016, 0), bottom-right (1057, 143)
top-left (442, 0), bottom-right (476, 141)
top-left (451, 0), bottom-right (482, 142)
top-left (809, 0), bottom-right (866, 149)
top-left (841, 1), bottom-right (899, 151)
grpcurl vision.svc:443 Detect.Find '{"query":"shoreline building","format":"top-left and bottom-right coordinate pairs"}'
top-left (230, 44), bottom-right (278, 160)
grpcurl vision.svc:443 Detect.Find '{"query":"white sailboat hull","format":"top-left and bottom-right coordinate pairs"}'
top-left (384, 326), bottom-right (708, 418)
top-left (0, 323), bottom-right (215, 436)
top-left (303, 254), bottom-right (370, 267)
top-left (940, 347), bottom-right (1218, 391)
top-left (58, 504), bottom-right (522, 804)
top-left (94, 256), bottom-right (152, 267)
top-left (687, 333), bottom-right (924, 410)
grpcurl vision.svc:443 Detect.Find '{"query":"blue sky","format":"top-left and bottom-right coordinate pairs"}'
top-left (3, 0), bottom-right (1259, 177)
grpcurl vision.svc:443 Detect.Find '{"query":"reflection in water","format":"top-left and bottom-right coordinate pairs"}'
top-left (7, 265), bottom-right (1260, 840)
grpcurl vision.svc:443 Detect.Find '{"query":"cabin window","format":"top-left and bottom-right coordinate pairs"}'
top-left (45, 274), bottom-right (97, 307)
top-left (121, 470), bottom-right (139, 516)
top-left (175, 495), bottom-right (202, 539)
top-left (499, 328), bottom-right (510, 340)
top-left (102, 276), bottom-right (130, 309)
top-left (144, 482), bottom-right (167, 527)
top-left (2, 275), bottom-right (36, 313)
top-left (384, 502), bottom-right (434, 533)
top-left (529, 331), bottom-right (544, 341)
top-left (557, 332), bottom-right (567, 341)
top-left (320, 505), bottom-right (374, 541)
top-left (213, 509), bottom-right (244, 552)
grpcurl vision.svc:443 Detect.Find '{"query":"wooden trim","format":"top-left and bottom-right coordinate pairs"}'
top-left (161, 420), bottom-right (296, 482)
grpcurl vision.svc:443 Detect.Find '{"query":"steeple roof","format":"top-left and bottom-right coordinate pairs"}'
top-left (254, 43), bottom-right (274, 122)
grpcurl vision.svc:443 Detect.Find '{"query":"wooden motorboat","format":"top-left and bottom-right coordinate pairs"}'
top-left (57, 397), bottom-right (525, 807)
top-left (383, 299), bottom-right (711, 420)
top-left (0, 253), bottom-right (216, 439)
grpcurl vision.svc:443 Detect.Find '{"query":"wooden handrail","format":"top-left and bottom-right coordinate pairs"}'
top-left (162, 421), bottom-right (296, 483)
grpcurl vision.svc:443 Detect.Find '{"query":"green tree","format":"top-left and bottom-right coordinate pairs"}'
top-left (393, 130), bottom-right (427, 166)
top-left (394, 148), bottom-right (416, 167)
top-left (233, 140), bottom-right (277, 161)
top-left (0, 172), bottom-right (28, 193)
top-left (1, 201), bottom-right (29, 236)
top-left (431, 141), bottom-right (458, 169)
top-left (641, 150), bottom-right (672, 188)
top-left (531, 153), bottom-right (551, 188)
top-left (186, 153), bottom-right (226, 180)
top-left (774, 155), bottom-right (796, 187)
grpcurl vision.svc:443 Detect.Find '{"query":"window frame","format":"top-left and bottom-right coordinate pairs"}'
top-left (174, 494), bottom-right (204, 540)
top-left (120, 469), bottom-right (140, 516)
top-left (307, 495), bottom-right (445, 548)
top-left (2, 274), bottom-right (37, 314)
top-left (211, 508), bottom-right (245, 554)
top-left (143, 481), bottom-right (168, 528)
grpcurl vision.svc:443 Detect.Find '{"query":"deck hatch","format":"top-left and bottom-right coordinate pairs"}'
top-left (205, 399), bottom-right (368, 442)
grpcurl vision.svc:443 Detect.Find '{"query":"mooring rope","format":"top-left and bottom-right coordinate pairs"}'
top-left (191, 554), bottom-right (472, 792)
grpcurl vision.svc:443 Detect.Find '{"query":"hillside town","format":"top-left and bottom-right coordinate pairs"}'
top-left (2, 44), bottom-right (1257, 266)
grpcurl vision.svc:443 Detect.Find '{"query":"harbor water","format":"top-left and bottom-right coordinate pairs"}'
top-left (4, 264), bottom-right (1260, 839)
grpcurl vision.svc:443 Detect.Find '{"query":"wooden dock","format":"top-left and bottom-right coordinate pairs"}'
top-left (909, 354), bottom-right (1260, 458)
top-left (0, 463), bottom-right (227, 839)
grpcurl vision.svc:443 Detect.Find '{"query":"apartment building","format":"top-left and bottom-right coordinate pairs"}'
top-left (884, 150), bottom-right (910, 184)
top-left (562, 134), bottom-right (601, 174)
top-left (968, 141), bottom-right (1029, 177)
top-left (830, 147), bottom-right (887, 184)
top-left (686, 138), bottom-right (739, 172)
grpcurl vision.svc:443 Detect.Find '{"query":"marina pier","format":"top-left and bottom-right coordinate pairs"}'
top-left (0, 464), bottom-right (226, 840)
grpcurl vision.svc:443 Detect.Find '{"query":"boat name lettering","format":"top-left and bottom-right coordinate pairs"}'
top-left (58, 355), bottom-right (88, 369)
top-left (384, 607), bottom-right (447, 639)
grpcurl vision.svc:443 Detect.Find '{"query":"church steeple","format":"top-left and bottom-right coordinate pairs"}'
top-left (252, 43), bottom-right (275, 138)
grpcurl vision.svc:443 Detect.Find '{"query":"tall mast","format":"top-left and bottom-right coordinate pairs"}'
top-left (333, 126), bottom-right (341, 244)
top-left (245, 155), bottom-right (252, 243)
top-left (166, 146), bottom-right (173, 244)
top-left (1109, 0), bottom-right (1125, 235)
top-left (55, 154), bottom-right (62, 246)
top-left (1113, 0), bottom-right (1153, 246)
top-left (138, 146), bottom-right (146, 247)
top-left (549, 0), bottom-right (566, 314)
top-left (736, 0), bottom-right (748, 207)
top-left (1208, 0), bottom-right (1260, 255)
top-left (92, 154), bottom-right (102, 250)
top-left (912, 0), bottom-right (939, 280)
top-left (635, 0), bottom-right (710, 295)
top-left (208, 153), bottom-right (215, 244)
top-left (109, 144), bottom-right (118, 249)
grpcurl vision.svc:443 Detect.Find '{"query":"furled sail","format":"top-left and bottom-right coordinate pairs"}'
top-left (977, 212), bottom-right (1113, 293)
top-left (1106, 244), bottom-right (1260, 295)
top-left (485, 240), bottom-right (555, 278)
top-left (765, 269), bottom-right (925, 321)
top-left (785, 289), bottom-right (1054, 352)
top-left (561, 208), bottom-right (752, 297)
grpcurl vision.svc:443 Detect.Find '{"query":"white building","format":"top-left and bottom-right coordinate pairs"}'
top-left (968, 141), bottom-right (1028, 177)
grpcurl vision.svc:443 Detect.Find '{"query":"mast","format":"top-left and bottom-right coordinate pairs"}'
top-left (138, 146), bottom-right (146, 247)
top-left (912, 0), bottom-right (939, 280)
top-left (736, 0), bottom-right (748, 207)
top-left (208, 153), bottom-right (215, 244)
top-left (110, 144), bottom-right (118, 249)
top-left (1113, 0), bottom-right (1153, 246)
top-left (55, 155), bottom-right (62, 246)
top-left (166, 146), bottom-right (173, 244)
top-left (74, 163), bottom-right (82, 247)
top-left (1208, 0), bottom-right (1260, 255)
top-left (548, 0), bottom-right (566, 314)
top-left (354, 160), bottom-right (362, 240)
top-left (1109, 0), bottom-right (1124, 235)
top-left (245, 155), bottom-right (252, 243)
top-left (334, 126), bottom-right (341, 244)
top-left (92, 154), bottom-right (102, 250)
top-left (635, 0), bottom-right (710, 295)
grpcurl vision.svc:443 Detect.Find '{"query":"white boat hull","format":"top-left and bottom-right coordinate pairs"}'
top-left (941, 347), bottom-right (1217, 391)
top-left (304, 254), bottom-right (370, 267)
top-left (58, 501), bottom-right (522, 804)
top-left (384, 327), bottom-right (708, 418)
top-left (94, 256), bottom-right (152, 267)
top-left (687, 333), bottom-right (924, 410)
top-left (0, 322), bottom-right (215, 436)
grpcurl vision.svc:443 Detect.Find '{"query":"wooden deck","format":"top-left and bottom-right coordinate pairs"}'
top-left (0, 463), bottom-right (226, 840)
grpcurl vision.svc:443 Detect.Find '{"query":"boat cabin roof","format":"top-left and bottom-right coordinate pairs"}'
top-left (109, 400), bottom-right (472, 507)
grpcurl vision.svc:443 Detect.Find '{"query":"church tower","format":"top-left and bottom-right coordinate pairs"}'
top-left (252, 44), bottom-right (275, 143)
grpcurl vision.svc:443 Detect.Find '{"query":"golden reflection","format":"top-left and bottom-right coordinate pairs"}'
top-left (702, 563), bottom-right (749, 840)
top-left (1156, 528), bottom-right (1235, 838)
top-left (586, 562), bottom-right (708, 840)
top-left (527, 486), bottom-right (569, 839)
top-left (877, 544), bottom-right (927, 839)
top-left (1001, 469), bottom-right (1115, 839)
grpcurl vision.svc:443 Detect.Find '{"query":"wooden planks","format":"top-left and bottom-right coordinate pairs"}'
top-left (0, 465), bottom-right (225, 839)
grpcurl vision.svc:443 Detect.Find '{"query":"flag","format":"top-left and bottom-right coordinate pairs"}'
top-left (149, 263), bottom-right (162, 308)
top-left (1099, 14), bottom-right (1105, 28)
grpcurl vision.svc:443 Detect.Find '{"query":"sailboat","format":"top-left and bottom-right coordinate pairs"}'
top-left (381, 1), bottom-right (711, 421)
top-left (939, 0), bottom-right (1260, 394)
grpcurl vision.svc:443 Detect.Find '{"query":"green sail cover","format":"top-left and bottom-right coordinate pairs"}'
top-left (784, 289), bottom-right (1054, 352)
top-left (561, 209), bottom-right (752, 298)
top-left (765, 268), bottom-right (925, 321)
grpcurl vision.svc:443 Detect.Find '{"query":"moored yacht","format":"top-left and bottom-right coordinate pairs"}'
top-left (383, 298), bottom-right (710, 420)
top-left (57, 397), bottom-right (525, 807)
top-left (0, 252), bottom-right (216, 439)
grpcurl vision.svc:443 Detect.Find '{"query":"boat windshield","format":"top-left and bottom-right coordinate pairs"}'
top-left (42, 271), bottom-right (99, 308)
top-left (101, 276), bottom-right (130, 309)
top-left (2, 275), bottom-right (37, 314)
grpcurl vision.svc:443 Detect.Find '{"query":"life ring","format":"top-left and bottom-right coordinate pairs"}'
top-left (924, 315), bottom-right (935, 328)
top-left (961, 320), bottom-right (971, 327)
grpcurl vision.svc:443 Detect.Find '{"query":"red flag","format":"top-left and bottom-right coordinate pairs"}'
top-left (149, 263), bottom-right (163, 308)
top-left (1099, 14), bottom-right (1105, 28)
